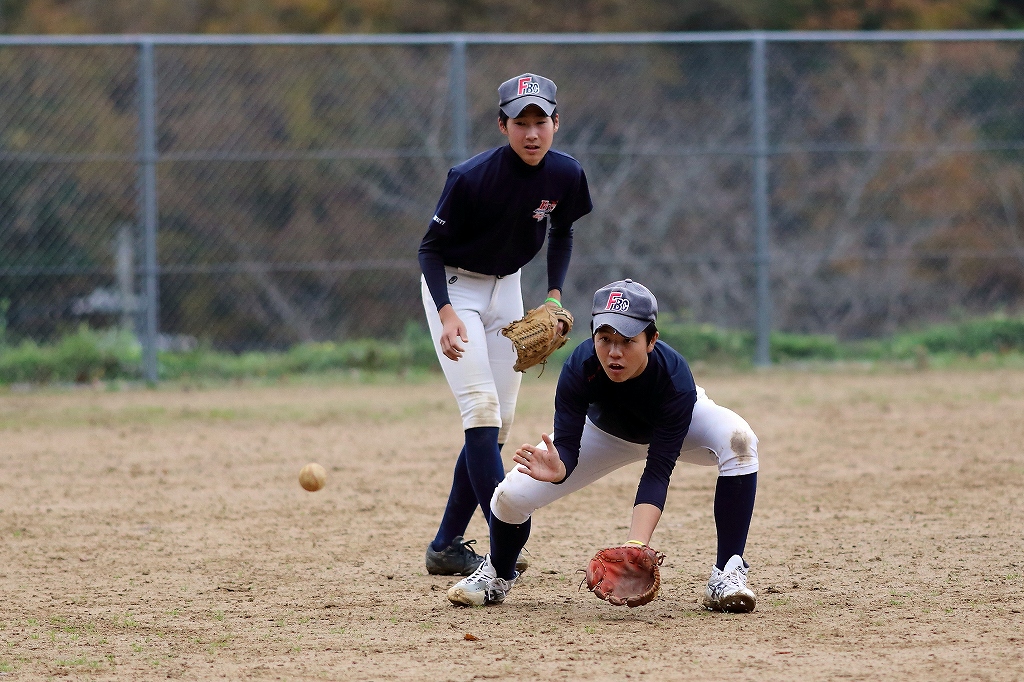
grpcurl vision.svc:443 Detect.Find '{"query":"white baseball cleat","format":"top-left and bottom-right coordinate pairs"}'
top-left (703, 554), bottom-right (756, 613)
top-left (447, 554), bottom-right (518, 607)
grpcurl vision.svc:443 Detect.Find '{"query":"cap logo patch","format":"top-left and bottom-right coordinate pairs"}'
top-left (517, 77), bottom-right (540, 96)
top-left (605, 291), bottom-right (629, 312)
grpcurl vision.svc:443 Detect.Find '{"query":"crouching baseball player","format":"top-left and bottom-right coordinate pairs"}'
top-left (446, 279), bottom-right (760, 612)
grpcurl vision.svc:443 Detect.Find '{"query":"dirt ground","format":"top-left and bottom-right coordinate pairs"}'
top-left (1, 365), bottom-right (1022, 681)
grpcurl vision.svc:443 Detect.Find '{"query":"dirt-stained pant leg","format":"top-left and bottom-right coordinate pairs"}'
top-left (479, 271), bottom-right (523, 444)
top-left (678, 386), bottom-right (759, 477)
top-left (421, 269), bottom-right (524, 443)
top-left (490, 387), bottom-right (759, 525)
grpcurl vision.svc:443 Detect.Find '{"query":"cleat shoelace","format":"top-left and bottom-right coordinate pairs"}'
top-left (486, 578), bottom-right (510, 602)
top-left (462, 560), bottom-right (495, 587)
top-left (453, 538), bottom-right (481, 560)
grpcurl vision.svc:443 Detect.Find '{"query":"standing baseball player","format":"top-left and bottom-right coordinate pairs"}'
top-left (419, 73), bottom-right (593, 576)
top-left (447, 279), bottom-right (760, 612)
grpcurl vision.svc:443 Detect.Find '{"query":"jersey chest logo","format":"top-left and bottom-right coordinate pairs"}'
top-left (532, 200), bottom-right (557, 222)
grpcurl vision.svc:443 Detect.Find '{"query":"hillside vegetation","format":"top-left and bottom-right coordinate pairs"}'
top-left (3, 0), bottom-right (1024, 35)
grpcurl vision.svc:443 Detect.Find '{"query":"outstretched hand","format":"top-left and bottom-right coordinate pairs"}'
top-left (513, 433), bottom-right (566, 483)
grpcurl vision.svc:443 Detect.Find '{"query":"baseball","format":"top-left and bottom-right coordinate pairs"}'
top-left (298, 463), bottom-right (327, 492)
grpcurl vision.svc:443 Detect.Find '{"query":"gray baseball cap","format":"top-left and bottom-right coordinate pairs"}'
top-left (498, 73), bottom-right (557, 118)
top-left (591, 279), bottom-right (659, 338)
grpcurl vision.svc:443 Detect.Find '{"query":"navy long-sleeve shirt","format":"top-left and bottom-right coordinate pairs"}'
top-left (418, 144), bottom-right (592, 309)
top-left (553, 338), bottom-right (698, 510)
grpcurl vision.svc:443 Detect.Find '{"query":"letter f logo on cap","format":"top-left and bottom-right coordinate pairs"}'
top-left (606, 291), bottom-right (629, 312)
top-left (518, 77), bottom-right (540, 96)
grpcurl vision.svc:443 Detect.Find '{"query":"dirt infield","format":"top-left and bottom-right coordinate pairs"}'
top-left (1, 366), bottom-right (1022, 681)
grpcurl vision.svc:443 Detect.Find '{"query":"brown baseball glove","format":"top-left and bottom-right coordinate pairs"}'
top-left (501, 305), bottom-right (574, 373)
top-left (583, 544), bottom-right (666, 608)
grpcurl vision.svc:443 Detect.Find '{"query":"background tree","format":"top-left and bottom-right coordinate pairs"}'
top-left (4, 3), bottom-right (1024, 347)
top-left (5, 0), bottom-right (1024, 34)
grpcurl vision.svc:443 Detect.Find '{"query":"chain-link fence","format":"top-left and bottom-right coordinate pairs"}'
top-left (3, 32), bottom-right (1024, 379)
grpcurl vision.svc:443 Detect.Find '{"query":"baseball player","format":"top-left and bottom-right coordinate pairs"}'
top-left (447, 279), bottom-right (760, 612)
top-left (419, 73), bottom-right (593, 576)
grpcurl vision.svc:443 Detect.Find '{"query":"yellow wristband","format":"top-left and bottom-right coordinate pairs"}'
top-left (623, 540), bottom-right (645, 547)
top-left (545, 297), bottom-right (561, 306)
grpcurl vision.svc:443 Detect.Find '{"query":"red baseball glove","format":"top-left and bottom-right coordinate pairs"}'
top-left (583, 544), bottom-right (666, 608)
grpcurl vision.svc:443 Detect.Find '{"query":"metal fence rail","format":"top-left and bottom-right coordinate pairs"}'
top-left (2, 31), bottom-right (1024, 380)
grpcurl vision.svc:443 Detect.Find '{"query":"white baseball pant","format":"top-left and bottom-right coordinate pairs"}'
top-left (421, 267), bottom-right (524, 444)
top-left (490, 386), bottom-right (760, 525)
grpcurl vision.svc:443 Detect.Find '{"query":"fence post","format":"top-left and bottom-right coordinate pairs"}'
top-left (449, 37), bottom-right (468, 163)
top-left (750, 33), bottom-right (772, 367)
top-left (114, 223), bottom-right (136, 333)
top-left (137, 38), bottom-right (160, 384)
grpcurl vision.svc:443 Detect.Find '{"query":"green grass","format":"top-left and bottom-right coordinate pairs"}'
top-left (4, 313), bottom-right (1024, 386)
top-left (0, 326), bottom-right (138, 383)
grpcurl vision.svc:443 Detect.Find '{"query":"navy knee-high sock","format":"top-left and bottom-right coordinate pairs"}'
top-left (430, 440), bottom-right (507, 551)
top-left (490, 516), bottom-right (531, 580)
top-left (714, 472), bottom-right (757, 569)
top-left (463, 426), bottom-right (504, 524)
top-left (431, 446), bottom-right (476, 551)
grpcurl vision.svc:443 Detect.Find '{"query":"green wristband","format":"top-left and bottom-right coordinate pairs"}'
top-left (545, 297), bottom-right (561, 306)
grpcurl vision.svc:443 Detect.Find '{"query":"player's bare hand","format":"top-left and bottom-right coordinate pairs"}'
top-left (438, 306), bottom-right (468, 361)
top-left (513, 433), bottom-right (566, 483)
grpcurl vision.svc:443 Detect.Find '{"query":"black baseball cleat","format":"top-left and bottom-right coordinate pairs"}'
top-left (426, 536), bottom-right (484, 576)
top-left (425, 536), bottom-right (531, 576)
